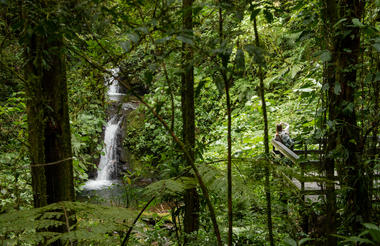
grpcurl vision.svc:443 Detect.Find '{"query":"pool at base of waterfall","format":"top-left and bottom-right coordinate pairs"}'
top-left (78, 181), bottom-right (127, 206)
top-left (82, 179), bottom-right (118, 190)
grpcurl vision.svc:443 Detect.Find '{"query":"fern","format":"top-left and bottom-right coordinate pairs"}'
top-left (0, 201), bottom-right (137, 244)
top-left (144, 177), bottom-right (197, 199)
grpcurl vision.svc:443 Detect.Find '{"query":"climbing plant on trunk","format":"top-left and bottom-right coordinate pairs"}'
top-left (324, 0), bottom-right (370, 235)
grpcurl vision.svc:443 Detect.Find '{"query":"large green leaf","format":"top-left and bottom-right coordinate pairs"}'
top-left (250, 9), bottom-right (261, 21)
top-left (352, 18), bottom-right (365, 28)
top-left (263, 9), bottom-right (273, 23)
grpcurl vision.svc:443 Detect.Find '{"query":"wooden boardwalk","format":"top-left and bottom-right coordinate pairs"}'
top-left (271, 138), bottom-right (379, 201)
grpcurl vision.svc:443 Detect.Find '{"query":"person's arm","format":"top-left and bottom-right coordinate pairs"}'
top-left (282, 122), bottom-right (289, 134)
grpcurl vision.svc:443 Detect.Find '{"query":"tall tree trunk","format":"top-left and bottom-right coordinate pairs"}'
top-left (325, 0), bottom-right (369, 234)
top-left (336, 0), bottom-right (369, 232)
top-left (321, 0), bottom-right (337, 244)
top-left (253, 17), bottom-right (274, 246)
top-left (181, 0), bottom-right (199, 242)
top-left (217, 3), bottom-right (233, 245)
top-left (25, 33), bottom-right (48, 208)
top-left (23, 1), bottom-right (75, 207)
top-left (225, 82), bottom-right (233, 246)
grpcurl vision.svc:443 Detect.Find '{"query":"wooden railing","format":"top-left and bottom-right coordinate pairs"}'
top-left (271, 139), bottom-right (299, 163)
top-left (272, 139), bottom-right (340, 196)
top-left (271, 137), bottom-right (379, 198)
top-left (272, 136), bottom-right (379, 234)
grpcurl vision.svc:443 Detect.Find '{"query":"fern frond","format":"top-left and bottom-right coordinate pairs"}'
top-left (144, 177), bottom-right (197, 198)
top-left (0, 201), bottom-right (138, 244)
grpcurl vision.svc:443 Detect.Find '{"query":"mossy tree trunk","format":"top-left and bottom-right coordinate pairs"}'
top-left (335, 0), bottom-right (369, 232)
top-left (23, 1), bottom-right (74, 208)
top-left (325, 0), bottom-right (369, 234)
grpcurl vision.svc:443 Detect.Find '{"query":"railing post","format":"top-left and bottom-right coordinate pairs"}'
top-left (301, 143), bottom-right (307, 194)
top-left (301, 142), bottom-right (308, 233)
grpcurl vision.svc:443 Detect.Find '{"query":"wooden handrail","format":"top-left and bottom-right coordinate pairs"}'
top-left (271, 139), bottom-right (299, 164)
top-left (272, 136), bottom-right (379, 201)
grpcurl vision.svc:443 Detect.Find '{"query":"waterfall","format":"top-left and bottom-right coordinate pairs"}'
top-left (83, 68), bottom-right (134, 190)
top-left (107, 68), bottom-right (126, 101)
top-left (96, 116), bottom-right (122, 180)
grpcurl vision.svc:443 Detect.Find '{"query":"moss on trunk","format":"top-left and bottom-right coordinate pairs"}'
top-left (24, 10), bottom-right (74, 207)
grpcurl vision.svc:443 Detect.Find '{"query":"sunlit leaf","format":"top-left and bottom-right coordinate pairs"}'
top-left (352, 18), bottom-right (365, 28)
top-left (299, 238), bottom-right (313, 245)
top-left (283, 238), bottom-right (297, 246)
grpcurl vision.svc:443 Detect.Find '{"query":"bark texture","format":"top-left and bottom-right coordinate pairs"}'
top-left (335, 0), bottom-right (369, 232)
top-left (24, 1), bottom-right (74, 208)
top-left (325, 0), bottom-right (369, 235)
top-left (181, 0), bottom-right (199, 240)
top-left (322, 0), bottom-right (338, 244)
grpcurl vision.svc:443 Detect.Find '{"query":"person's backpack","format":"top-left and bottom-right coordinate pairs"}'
top-left (278, 132), bottom-right (294, 150)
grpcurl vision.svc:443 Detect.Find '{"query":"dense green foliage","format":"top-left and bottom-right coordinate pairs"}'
top-left (0, 0), bottom-right (379, 245)
top-left (0, 201), bottom-right (136, 244)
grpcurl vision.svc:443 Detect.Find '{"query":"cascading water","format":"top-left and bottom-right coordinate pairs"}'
top-left (96, 117), bottom-right (122, 180)
top-left (83, 116), bottom-right (123, 190)
top-left (108, 68), bottom-right (126, 101)
top-left (83, 68), bottom-right (129, 190)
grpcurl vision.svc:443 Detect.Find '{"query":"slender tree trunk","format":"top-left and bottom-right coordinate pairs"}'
top-left (217, 3), bottom-right (233, 245)
top-left (253, 17), bottom-right (274, 246)
top-left (224, 62), bottom-right (233, 246)
top-left (322, 0), bottom-right (337, 244)
top-left (225, 83), bottom-right (233, 246)
top-left (181, 0), bottom-right (199, 242)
